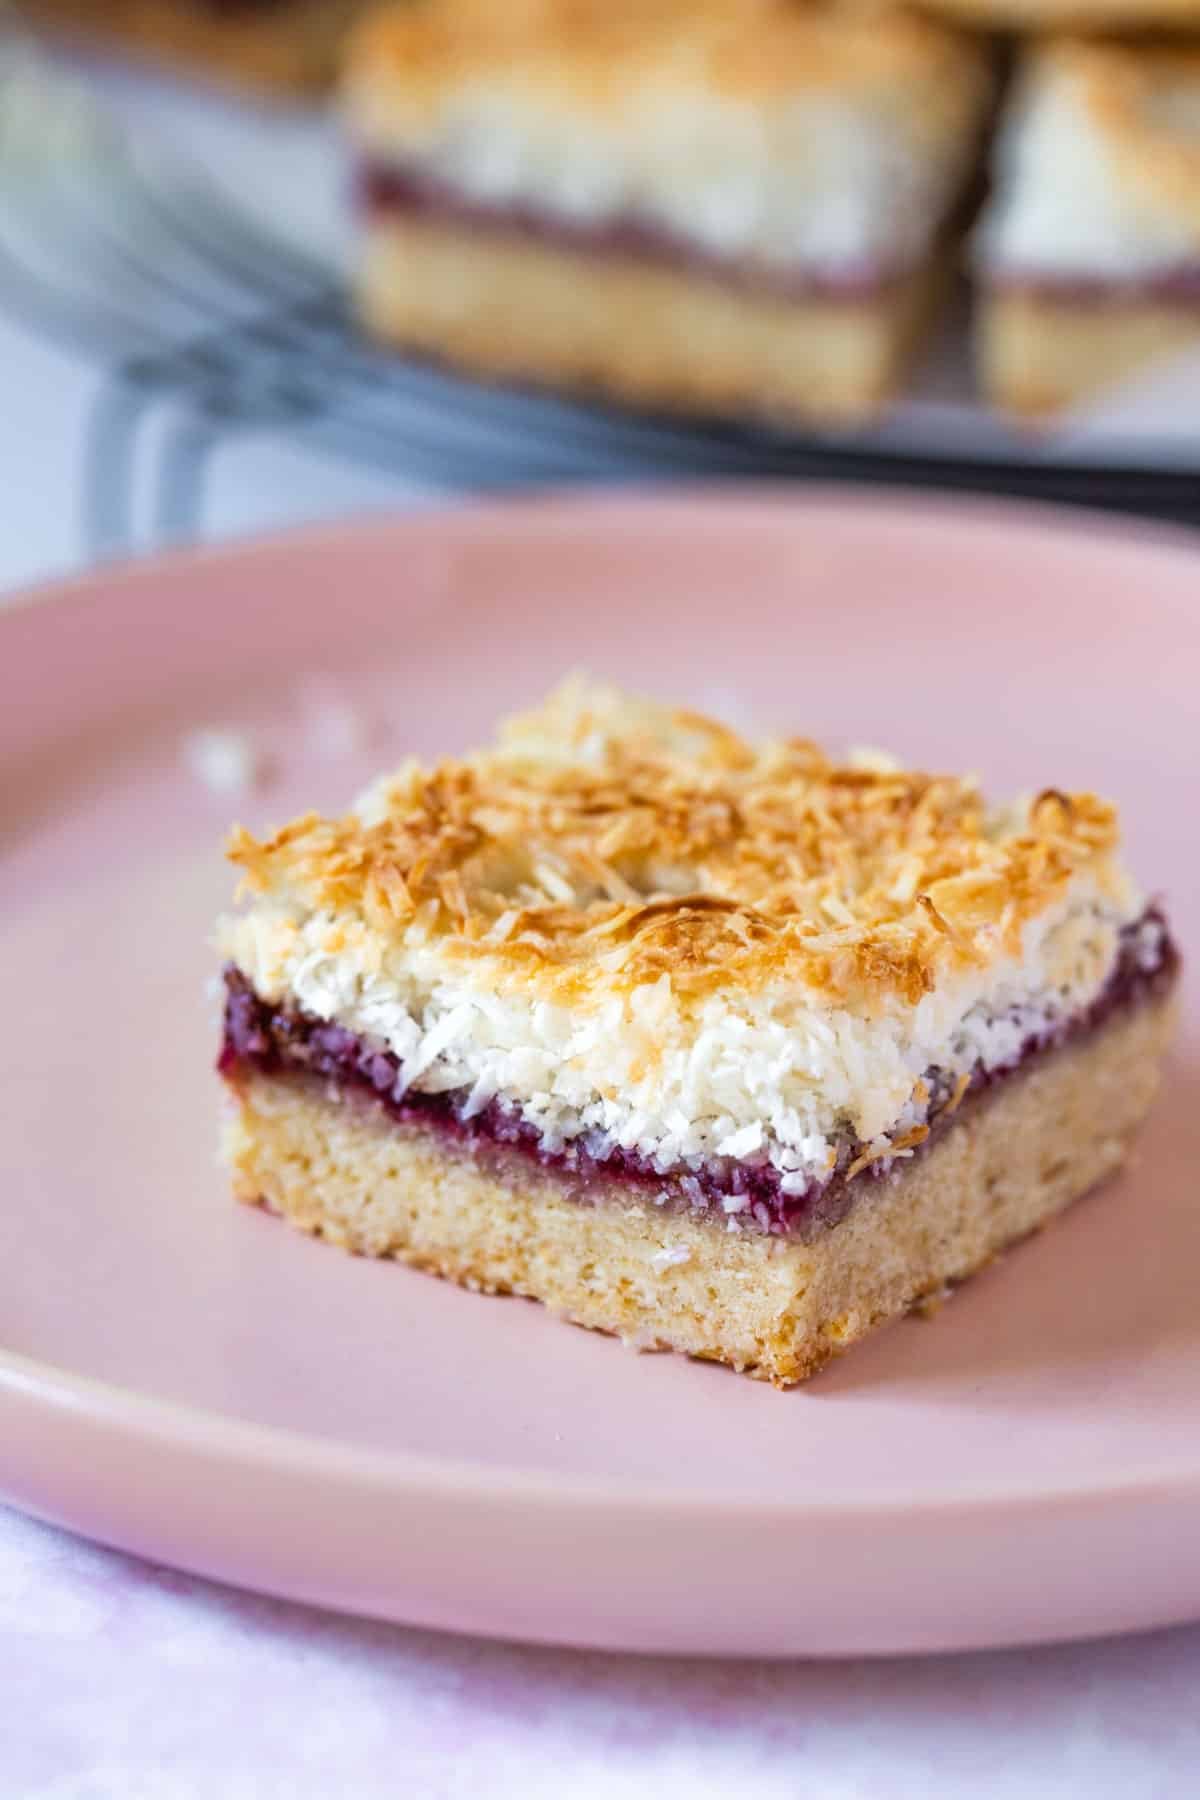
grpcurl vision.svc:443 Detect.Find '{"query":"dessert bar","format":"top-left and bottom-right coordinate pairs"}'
top-left (344, 0), bottom-right (992, 424)
top-left (217, 679), bottom-right (1178, 1384)
top-left (975, 41), bottom-right (1200, 417)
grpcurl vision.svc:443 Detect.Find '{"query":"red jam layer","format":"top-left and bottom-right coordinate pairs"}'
top-left (357, 161), bottom-right (915, 303)
top-left (221, 910), bottom-right (1176, 1238)
top-left (986, 267), bottom-right (1200, 306)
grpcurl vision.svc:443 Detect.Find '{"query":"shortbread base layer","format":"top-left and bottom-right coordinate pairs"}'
top-left (224, 991), bottom-right (1174, 1386)
top-left (24, 0), bottom-right (364, 95)
top-left (356, 215), bottom-right (948, 427)
top-left (979, 288), bottom-right (1200, 418)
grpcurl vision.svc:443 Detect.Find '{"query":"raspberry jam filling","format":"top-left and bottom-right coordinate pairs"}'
top-left (358, 162), bottom-right (912, 303)
top-left (986, 267), bottom-right (1200, 305)
top-left (220, 910), bottom-right (1176, 1238)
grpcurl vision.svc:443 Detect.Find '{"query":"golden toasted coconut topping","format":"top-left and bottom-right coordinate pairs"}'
top-left (1047, 40), bottom-right (1200, 231)
top-left (346, 0), bottom-right (990, 147)
top-left (228, 678), bottom-right (1124, 1012)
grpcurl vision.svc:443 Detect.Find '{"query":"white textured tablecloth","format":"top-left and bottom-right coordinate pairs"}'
top-left (6, 1504), bottom-right (1200, 1800)
top-left (5, 53), bottom-right (1200, 1799)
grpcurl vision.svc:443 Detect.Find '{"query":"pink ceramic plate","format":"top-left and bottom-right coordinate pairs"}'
top-left (3, 491), bottom-right (1198, 1657)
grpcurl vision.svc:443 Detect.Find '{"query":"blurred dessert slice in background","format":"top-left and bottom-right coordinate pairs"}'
top-left (19, 0), bottom-right (374, 97)
top-left (901, 0), bottom-right (1199, 26)
top-left (344, 0), bottom-right (993, 426)
top-left (975, 40), bottom-right (1200, 418)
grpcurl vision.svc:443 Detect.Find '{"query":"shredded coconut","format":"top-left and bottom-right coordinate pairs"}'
top-left (220, 872), bottom-right (1134, 1191)
top-left (651, 1244), bottom-right (693, 1272)
top-left (219, 679), bottom-right (1143, 1189)
top-left (349, 4), bottom-right (990, 278)
top-left (976, 45), bottom-right (1200, 279)
top-left (184, 729), bottom-right (261, 796)
top-left (296, 679), bottom-right (373, 759)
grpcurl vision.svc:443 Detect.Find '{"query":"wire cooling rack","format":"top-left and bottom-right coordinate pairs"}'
top-left (2, 43), bottom-right (1199, 555)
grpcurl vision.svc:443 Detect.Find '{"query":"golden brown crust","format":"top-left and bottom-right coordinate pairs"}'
top-left (1031, 40), bottom-right (1200, 230)
top-left (912, 0), bottom-right (1200, 35)
top-left (356, 211), bottom-right (946, 429)
top-left (223, 991), bottom-right (1176, 1385)
top-left (346, 0), bottom-right (990, 145)
top-left (227, 677), bottom-right (1127, 1012)
top-left (22, 0), bottom-right (369, 96)
top-left (979, 285), bottom-right (1200, 417)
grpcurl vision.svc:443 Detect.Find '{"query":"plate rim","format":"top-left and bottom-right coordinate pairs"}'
top-left (7, 479), bottom-right (1200, 627)
top-left (5, 1341), bottom-right (1200, 1518)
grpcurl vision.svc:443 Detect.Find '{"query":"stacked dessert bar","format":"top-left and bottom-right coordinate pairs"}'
top-left (975, 39), bottom-right (1200, 416)
top-left (217, 679), bottom-right (1178, 1384)
top-left (341, 0), bottom-right (1200, 422)
top-left (345, 0), bottom-right (992, 425)
top-left (25, 0), bottom-right (1198, 416)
